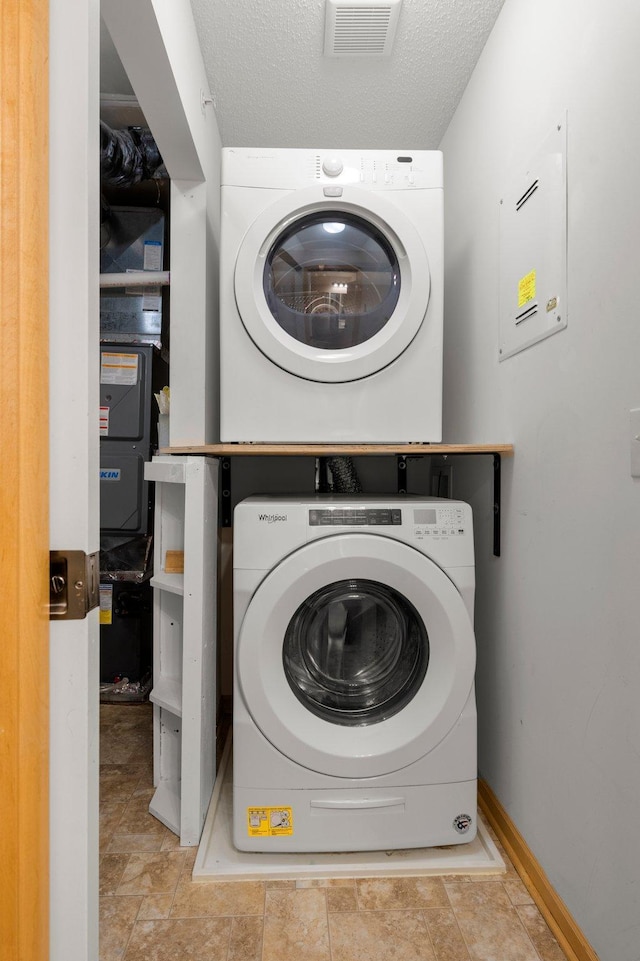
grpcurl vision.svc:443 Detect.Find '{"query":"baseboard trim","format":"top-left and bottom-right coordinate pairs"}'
top-left (478, 780), bottom-right (599, 961)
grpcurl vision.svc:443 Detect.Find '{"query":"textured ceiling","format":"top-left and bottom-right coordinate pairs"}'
top-left (101, 0), bottom-right (506, 149)
top-left (188, 0), bottom-right (506, 148)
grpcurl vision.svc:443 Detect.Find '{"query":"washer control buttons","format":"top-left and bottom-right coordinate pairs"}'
top-left (309, 508), bottom-right (401, 526)
top-left (413, 506), bottom-right (466, 537)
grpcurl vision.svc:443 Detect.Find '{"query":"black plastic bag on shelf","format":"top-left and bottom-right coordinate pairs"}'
top-left (100, 121), bottom-right (166, 187)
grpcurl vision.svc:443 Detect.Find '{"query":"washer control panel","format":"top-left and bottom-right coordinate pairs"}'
top-left (309, 508), bottom-right (401, 526)
top-left (413, 506), bottom-right (467, 538)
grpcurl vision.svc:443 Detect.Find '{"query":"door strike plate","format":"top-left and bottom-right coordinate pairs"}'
top-left (49, 550), bottom-right (100, 620)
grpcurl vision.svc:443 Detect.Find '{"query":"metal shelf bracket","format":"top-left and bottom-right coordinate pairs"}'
top-left (220, 459), bottom-right (232, 527)
top-left (217, 449), bottom-right (505, 552)
top-left (394, 451), bottom-right (503, 557)
top-left (493, 453), bottom-right (502, 557)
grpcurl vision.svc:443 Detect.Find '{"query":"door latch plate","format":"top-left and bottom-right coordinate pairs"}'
top-left (49, 550), bottom-right (100, 620)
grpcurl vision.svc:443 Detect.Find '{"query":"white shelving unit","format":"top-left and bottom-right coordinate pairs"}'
top-left (144, 455), bottom-right (219, 846)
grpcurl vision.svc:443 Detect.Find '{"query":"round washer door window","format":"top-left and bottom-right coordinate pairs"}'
top-left (234, 186), bottom-right (432, 383)
top-left (283, 578), bottom-right (428, 726)
top-left (264, 213), bottom-right (401, 351)
top-left (236, 533), bottom-right (476, 779)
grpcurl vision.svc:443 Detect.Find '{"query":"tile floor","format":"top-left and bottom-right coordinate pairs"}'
top-left (100, 703), bottom-right (569, 961)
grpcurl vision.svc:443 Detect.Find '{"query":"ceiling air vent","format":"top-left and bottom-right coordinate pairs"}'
top-left (324, 0), bottom-right (402, 58)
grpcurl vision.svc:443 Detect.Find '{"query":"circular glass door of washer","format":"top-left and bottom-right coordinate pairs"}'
top-left (282, 577), bottom-right (428, 727)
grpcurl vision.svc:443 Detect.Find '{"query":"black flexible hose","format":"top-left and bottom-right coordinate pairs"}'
top-left (100, 121), bottom-right (165, 187)
top-left (325, 456), bottom-right (363, 493)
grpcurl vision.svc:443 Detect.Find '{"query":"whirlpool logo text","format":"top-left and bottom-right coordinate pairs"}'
top-left (258, 513), bottom-right (288, 523)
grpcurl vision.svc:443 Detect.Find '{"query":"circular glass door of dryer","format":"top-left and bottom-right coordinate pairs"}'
top-left (236, 533), bottom-right (476, 779)
top-left (264, 213), bottom-right (400, 352)
top-left (234, 186), bottom-right (432, 382)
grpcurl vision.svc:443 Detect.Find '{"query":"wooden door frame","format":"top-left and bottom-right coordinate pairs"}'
top-left (0, 1), bottom-right (50, 958)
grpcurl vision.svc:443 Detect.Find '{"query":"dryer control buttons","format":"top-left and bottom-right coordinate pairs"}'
top-left (322, 156), bottom-right (344, 177)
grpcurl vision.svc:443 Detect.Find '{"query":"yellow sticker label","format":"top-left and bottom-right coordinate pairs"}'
top-left (518, 270), bottom-right (536, 307)
top-left (247, 807), bottom-right (294, 837)
top-left (99, 585), bottom-right (113, 626)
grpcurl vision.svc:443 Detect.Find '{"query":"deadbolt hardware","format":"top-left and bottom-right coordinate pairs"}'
top-left (49, 550), bottom-right (100, 620)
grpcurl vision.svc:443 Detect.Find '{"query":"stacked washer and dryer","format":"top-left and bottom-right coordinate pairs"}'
top-left (220, 148), bottom-right (477, 852)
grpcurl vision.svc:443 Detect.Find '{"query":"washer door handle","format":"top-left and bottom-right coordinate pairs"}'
top-left (310, 796), bottom-right (405, 811)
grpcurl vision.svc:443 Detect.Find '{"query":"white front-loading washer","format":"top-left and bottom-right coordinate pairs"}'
top-left (220, 148), bottom-right (443, 442)
top-left (233, 495), bottom-right (477, 853)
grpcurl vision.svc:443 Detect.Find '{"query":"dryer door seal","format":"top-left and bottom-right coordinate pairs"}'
top-left (234, 187), bottom-right (431, 383)
top-left (236, 533), bottom-right (475, 779)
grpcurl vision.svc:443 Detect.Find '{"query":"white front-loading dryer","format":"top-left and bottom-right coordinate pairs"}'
top-left (220, 148), bottom-right (443, 442)
top-left (233, 496), bottom-right (477, 853)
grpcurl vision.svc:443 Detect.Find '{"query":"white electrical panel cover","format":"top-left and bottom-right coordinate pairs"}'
top-left (498, 118), bottom-right (567, 361)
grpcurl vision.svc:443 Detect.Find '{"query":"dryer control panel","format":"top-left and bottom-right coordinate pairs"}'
top-left (316, 153), bottom-right (433, 188)
top-left (221, 147), bottom-right (443, 191)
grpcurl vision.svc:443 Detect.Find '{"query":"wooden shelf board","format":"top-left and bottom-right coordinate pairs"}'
top-left (159, 443), bottom-right (514, 457)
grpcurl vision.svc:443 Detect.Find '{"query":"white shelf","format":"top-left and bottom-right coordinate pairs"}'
top-left (149, 779), bottom-right (181, 836)
top-left (150, 677), bottom-right (182, 716)
top-left (147, 455), bottom-right (219, 847)
top-left (150, 572), bottom-right (184, 596)
top-left (145, 459), bottom-right (185, 484)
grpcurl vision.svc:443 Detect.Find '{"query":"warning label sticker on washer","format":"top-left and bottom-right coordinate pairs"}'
top-left (246, 807), bottom-right (293, 837)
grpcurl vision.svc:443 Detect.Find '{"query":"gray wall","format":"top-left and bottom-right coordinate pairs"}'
top-left (440, 1), bottom-right (640, 958)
